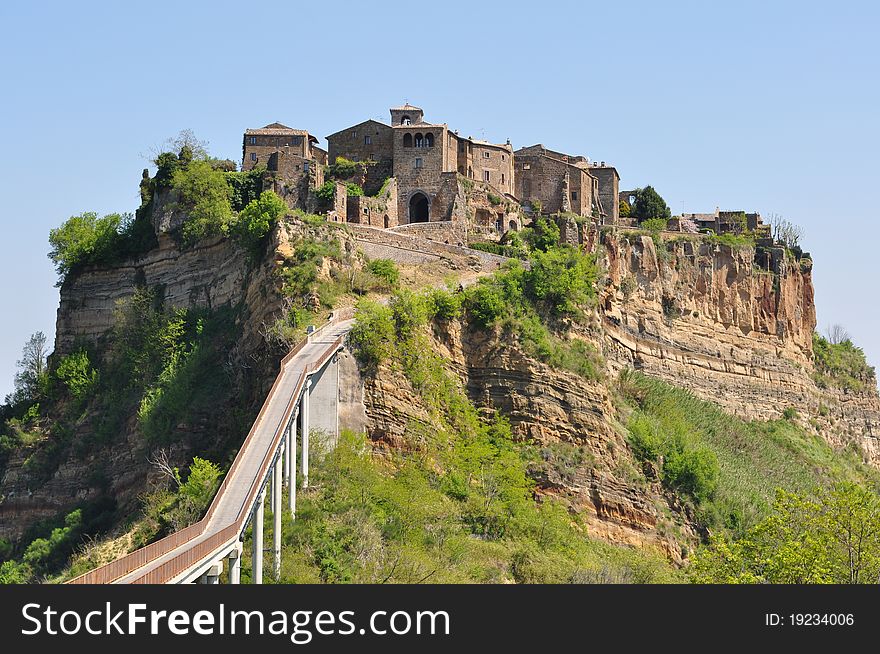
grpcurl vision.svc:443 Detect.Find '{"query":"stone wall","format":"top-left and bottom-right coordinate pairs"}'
top-left (348, 223), bottom-right (510, 270)
top-left (346, 178), bottom-right (398, 228)
top-left (326, 120), bottom-right (394, 195)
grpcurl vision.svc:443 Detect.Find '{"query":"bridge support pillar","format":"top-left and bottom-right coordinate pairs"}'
top-left (273, 459), bottom-right (282, 581)
top-left (199, 561), bottom-right (223, 584)
top-left (289, 416), bottom-right (297, 519)
top-left (301, 379), bottom-right (311, 489)
top-left (252, 488), bottom-right (265, 584)
top-left (228, 546), bottom-right (241, 585)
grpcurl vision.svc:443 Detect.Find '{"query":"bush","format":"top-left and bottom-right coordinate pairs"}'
top-left (464, 283), bottom-right (508, 329)
top-left (431, 289), bottom-right (462, 321)
top-left (55, 350), bottom-right (98, 400)
top-left (230, 190), bottom-right (287, 254)
top-left (365, 258), bottom-right (399, 288)
top-left (315, 180), bottom-right (336, 204)
top-left (349, 301), bottom-right (396, 370)
top-left (640, 218), bottom-right (668, 232)
top-left (345, 183), bottom-right (363, 197)
top-left (812, 332), bottom-right (875, 392)
top-left (525, 246), bottom-right (596, 316)
top-left (523, 216), bottom-right (560, 252)
top-left (487, 193), bottom-right (502, 206)
top-left (328, 156), bottom-right (360, 179)
top-left (48, 212), bottom-right (124, 281)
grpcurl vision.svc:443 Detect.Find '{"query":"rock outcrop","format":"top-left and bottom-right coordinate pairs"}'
top-left (595, 229), bottom-right (880, 465)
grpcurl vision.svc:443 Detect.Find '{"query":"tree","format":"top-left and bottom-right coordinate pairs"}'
top-left (690, 484), bottom-right (880, 584)
top-left (173, 160), bottom-right (234, 244)
top-left (767, 214), bottom-right (804, 250)
top-left (630, 186), bottom-right (671, 223)
top-left (8, 332), bottom-right (48, 405)
top-left (55, 350), bottom-right (98, 400)
top-left (525, 246), bottom-right (597, 316)
top-left (825, 324), bottom-right (851, 345)
top-left (153, 129), bottom-right (209, 162)
top-left (619, 199), bottom-right (631, 218)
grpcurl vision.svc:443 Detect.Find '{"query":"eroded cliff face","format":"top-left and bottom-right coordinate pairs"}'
top-left (362, 322), bottom-right (695, 563)
top-left (0, 216), bottom-right (346, 542)
top-left (594, 230), bottom-right (880, 465)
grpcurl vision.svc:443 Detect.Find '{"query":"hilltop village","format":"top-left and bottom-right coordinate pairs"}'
top-left (241, 103), bottom-right (765, 245)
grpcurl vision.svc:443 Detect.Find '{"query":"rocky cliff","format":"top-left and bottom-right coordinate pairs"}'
top-left (594, 228), bottom-right (880, 465)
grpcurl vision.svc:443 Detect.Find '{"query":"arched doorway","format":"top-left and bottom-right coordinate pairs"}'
top-left (409, 192), bottom-right (429, 223)
top-left (383, 215), bottom-right (390, 229)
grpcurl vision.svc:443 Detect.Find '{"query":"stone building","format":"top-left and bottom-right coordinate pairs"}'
top-left (326, 119), bottom-right (394, 195)
top-left (242, 122), bottom-right (328, 210)
top-left (679, 209), bottom-right (769, 235)
top-left (588, 162), bottom-right (620, 225)
top-left (514, 144), bottom-right (619, 221)
top-left (242, 122), bottom-right (326, 171)
top-left (328, 104), bottom-right (515, 226)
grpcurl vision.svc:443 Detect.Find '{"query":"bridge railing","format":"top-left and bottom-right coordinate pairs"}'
top-left (68, 309), bottom-right (354, 584)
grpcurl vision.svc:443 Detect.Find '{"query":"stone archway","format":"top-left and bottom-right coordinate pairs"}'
top-left (409, 192), bottom-right (429, 223)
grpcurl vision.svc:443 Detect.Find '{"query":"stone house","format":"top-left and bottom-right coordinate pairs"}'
top-left (328, 104), bottom-right (515, 226)
top-left (514, 144), bottom-right (618, 223)
top-left (242, 122), bottom-right (328, 210)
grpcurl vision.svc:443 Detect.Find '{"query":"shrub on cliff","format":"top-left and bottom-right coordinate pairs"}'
top-left (812, 332), bottom-right (876, 392)
top-left (230, 190), bottom-right (287, 255)
top-left (349, 301), bottom-right (396, 371)
top-left (364, 258), bottom-right (399, 289)
top-left (55, 350), bottom-right (98, 401)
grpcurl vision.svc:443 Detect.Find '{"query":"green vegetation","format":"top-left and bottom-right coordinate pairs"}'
top-left (6, 332), bottom-right (49, 406)
top-left (345, 182), bottom-right (363, 197)
top-left (137, 457), bottom-right (222, 540)
top-left (487, 192), bottom-right (502, 205)
top-left (620, 371), bottom-right (880, 536)
top-left (812, 332), bottom-right (876, 392)
top-left (630, 186), bottom-right (671, 223)
top-left (315, 180), bottom-right (336, 204)
top-left (48, 212), bottom-right (155, 283)
top-left (364, 258), bottom-right (399, 289)
top-left (173, 159), bottom-right (235, 244)
top-left (328, 156), bottom-right (360, 179)
top-left (0, 498), bottom-right (115, 583)
top-left (278, 298), bottom-right (677, 583)
top-left (639, 217), bottom-right (668, 233)
top-left (230, 190), bottom-right (287, 256)
top-left (690, 483), bottom-right (880, 583)
top-left (55, 350), bottom-right (98, 401)
top-left (619, 198), bottom-right (631, 218)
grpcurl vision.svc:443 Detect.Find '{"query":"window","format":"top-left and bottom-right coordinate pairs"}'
top-left (483, 151), bottom-right (490, 159)
top-left (401, 116), bottom-right (411, 125)
top-left (303, 161), bottom-right (309, 171)
top-left (415, 158), bottom-right (423, 168)
top-left (483, 170), bottom-right (490, 182)
top-left (501, 155), bottom-right (505, 161)
top-left (250, 153), bottom-right (257, 161)
top-left (501, 173), bottom-right (505, 184)
top-left (414, 133), bottom-right (424, 148)
top-left (523, 163), bottom-right (530, 170)
top-left (249, 136), bottom-right (256, 145)
top-left (425, 133), bottom-right (434, 147)
top-left (571, 191), bottom-right (578, 201)
top-left (403, 133), bottom-right (413, 147)
top-left (364, 135), bottom-right (372, 145)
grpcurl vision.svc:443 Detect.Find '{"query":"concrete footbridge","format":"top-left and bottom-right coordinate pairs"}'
top-left (68, 309), bottom-right (356, 584)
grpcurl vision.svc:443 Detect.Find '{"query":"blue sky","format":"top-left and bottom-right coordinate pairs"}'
top-left (0, 0), bottom-right (877, 398)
